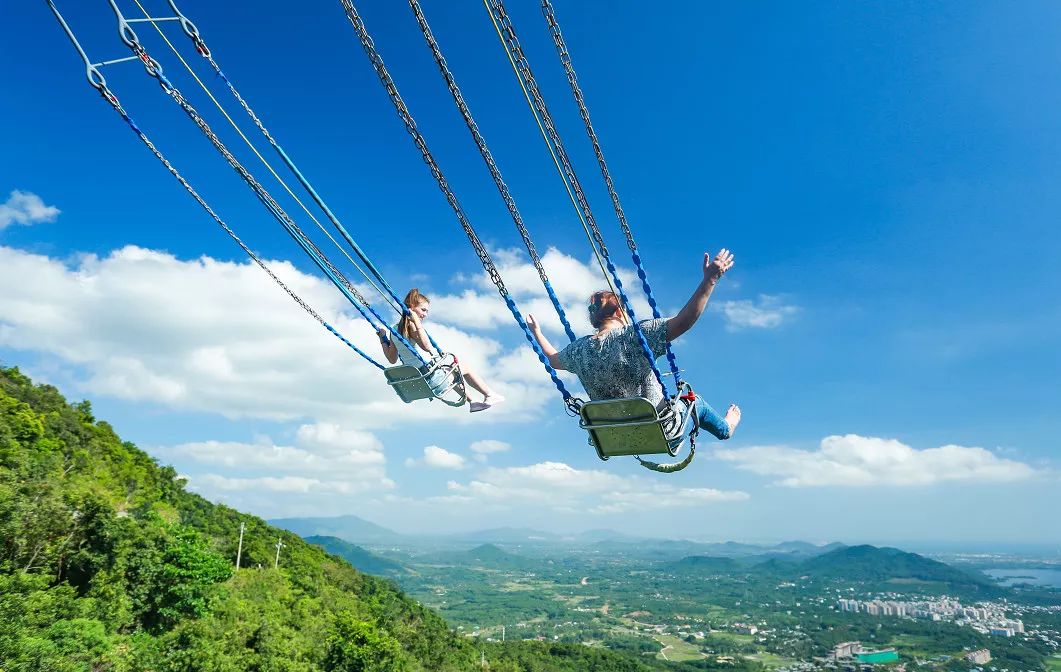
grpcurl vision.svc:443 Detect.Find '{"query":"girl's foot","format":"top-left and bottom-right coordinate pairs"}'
top-left (724, 404), bottom-right (742, 436)
top-left (470, 394), bottom-right (505, 413)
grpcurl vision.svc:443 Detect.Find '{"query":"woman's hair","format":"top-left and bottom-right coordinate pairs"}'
top-left (587, 290), bottom-right (626, 329)
top-left (397, 288), bottom-right (429, 340)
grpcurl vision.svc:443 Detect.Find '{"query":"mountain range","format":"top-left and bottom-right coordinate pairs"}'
top-left (270, 514), bottom-right (848, 561)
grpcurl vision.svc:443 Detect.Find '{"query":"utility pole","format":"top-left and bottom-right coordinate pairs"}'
top-left (235, 522), bottom-right (245, 570)
top-left (274, 537), bottom-right (286, 569)
top-left (502, 625), bottom-right (505, 642)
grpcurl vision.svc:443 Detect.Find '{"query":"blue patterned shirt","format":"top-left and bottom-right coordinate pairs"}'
top-left (557, 318), bottom-right (670, 405)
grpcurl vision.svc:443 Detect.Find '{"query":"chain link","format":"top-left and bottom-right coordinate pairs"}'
top-left (486, 0), bottom-right (673, 401)
top-left (97, 84), bottom-right (384, 370)
top-left (541, 0), bottom-right (637, 253)
top-left (407, 0), bottom-right (577, 343)
top-left (487, 1), bottom-right (606, 258)
top-left (129, 43), bottom-right (377, 317)
top-left (539, 0), bottom-right (685, 389)
top-left (340, 0), bottom-right (504, 297)
top-left (339, 0), bottom-right (581, 405)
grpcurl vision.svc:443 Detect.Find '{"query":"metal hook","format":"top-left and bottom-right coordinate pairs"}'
top-left (106, 0), bottom-right (141, 49)
top-left (166, 0), bottom-right (199, 38)
top-left (45, 1), bottom-right (110, 90)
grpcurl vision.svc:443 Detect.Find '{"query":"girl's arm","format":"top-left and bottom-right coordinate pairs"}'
top-left (406, 312), bottom-right (436, 355)
top-left (527, 315), bottom-right (566, 371)
top-left (667, 249), bottom-right (734, 342)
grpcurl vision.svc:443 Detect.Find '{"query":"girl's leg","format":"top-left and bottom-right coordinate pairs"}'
top-left (461, 367), bottom-right (494, 398)
top-left (694, 397), bottom-right (741, 440)
top-left (463, 366), bottom-right (505, 412)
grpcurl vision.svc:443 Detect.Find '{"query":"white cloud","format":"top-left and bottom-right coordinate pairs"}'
top-left (0, 190), bottom-right (60, 229)
top-left (442, 460), bottom-right (748, 514)
top-left (718, 294), bottom-right (798, 331)
top-left (469, 439), bottom-right (511, 454)
top-left (433, 247), bottom-right (660, 338)
top-left (162, 421), bottom-right (394, 516)
top-left (164, 421), bottom-right (388, 481)
top-left (590, 487), bottom-right (750, 515)
top-left (714, 434), bottom-right (1037, 487)
top-left (406, 445), bottom-right (466, 470)
top-left (192, 474), bottom-right (392, 494)
top-left (0, 245), bottom-right (555, 427)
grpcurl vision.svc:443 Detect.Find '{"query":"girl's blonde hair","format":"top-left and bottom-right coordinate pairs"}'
top-left (397, 288), bottom-right (430, 340)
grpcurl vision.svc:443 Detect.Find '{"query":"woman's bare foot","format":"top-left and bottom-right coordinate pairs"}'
top-left (724, 404), bottom-right (742, 436)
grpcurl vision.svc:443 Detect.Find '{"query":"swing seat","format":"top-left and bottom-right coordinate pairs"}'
top-left (579, 384), bottom-right (697, 460)
top-left (385, 354), bottom-right (466, 407)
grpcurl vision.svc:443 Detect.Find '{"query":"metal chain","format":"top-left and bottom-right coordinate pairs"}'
top-left (339, 1), bottom-right (502, 295)
top-left (119, 42), bottom-right (429, 371)
top-left (197, 42), bottom-right (409, 317)
top-left (541, 0), bottom-right (635, 252)
top-left (46, 0), bottom-right (382, 368)
top-left (406, 0), bottom-right (577, 344)
top-left (487, 0), bottom-right (607, 260)
top-left (540, 0), bottom-right (685, 388)
top-left (131, 0), bottom-right (440, 358)
top-left (339, 0), bottom-right (581, 412)
top-left (486, 0), bottom-right (672, 401)
top-left (99, 85), bottom-right (384, 370)
top-left (126, 0), bottom-right (402, 322)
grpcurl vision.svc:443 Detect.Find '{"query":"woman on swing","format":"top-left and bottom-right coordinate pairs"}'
top-left (378, 289), bottom-right (505, 413)
top-left (527, 249), bottom-right (741, 440)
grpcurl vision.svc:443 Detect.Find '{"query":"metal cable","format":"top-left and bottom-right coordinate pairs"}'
top-left (44, 1), bottom-right (383, 368)
top-left (110, 12), bottom-right (430, 366)
top-left (485, 0), bottom-right (671, 401)
top-left (406, 0), bottom-right (577, 344)
top-left (480, 0), bottom-right (617, 305)
top-left (338, 0), bottom-right (580, 411)
top-left (127, 0), bottom-right (403, 320)
top-left (539, 0), bottom-right (683, 387)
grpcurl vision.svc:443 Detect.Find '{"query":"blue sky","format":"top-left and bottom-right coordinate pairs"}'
top-left (2, 0), bottom-right (1058, 548)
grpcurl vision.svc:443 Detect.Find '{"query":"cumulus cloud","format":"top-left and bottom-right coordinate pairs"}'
top-left (718, 294), bottom-right (798, 331)
top-left (167, 422), bottom-right (385, 476)
top-left (714, 434), bottom-right (1037, 487)
top-left (443, 460), bottom-right (748, 514)
top-left (0, 190), bottom-right (60, 229)
top-left (194, 474), bottom-right (390, 495)
top-left (468, 439), bottom-right (510, 464)
top-left (0, 245), bottom-right (554, 427)
top-left (433, 247), bottom-right (657, 338)
top-left (406, 445), bottom-right (467, 470)
top-left (470, 439), bottom-right (511, 454)
top-left (162, 421), bottom-right (395, 516)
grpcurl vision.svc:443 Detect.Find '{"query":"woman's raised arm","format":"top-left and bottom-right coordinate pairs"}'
top-left (527, 315), bottom-right (566, 371)
top-left (666, 249), bottom-right (734, 342)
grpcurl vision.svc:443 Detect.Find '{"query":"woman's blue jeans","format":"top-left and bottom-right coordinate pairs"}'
top-left (693, 397), bottom-right (731, 440)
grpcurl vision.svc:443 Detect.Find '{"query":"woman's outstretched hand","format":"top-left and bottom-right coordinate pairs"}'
top-left (705, 248), bottom-right (734, 284)
top-left (526, 314), bottom-right (541, 334)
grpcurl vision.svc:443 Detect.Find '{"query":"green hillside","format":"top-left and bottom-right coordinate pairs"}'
top-left (305, 535), bottom-right (408, 578)
top-left (270, 514), bottom-right (400, 544)
top-left (799, 544), bottom-right (993, 588)
top-left (416, 543), bottom-right (542, 571)
top-left (0, 366), bottom-right (690, 671)
top-left (664, 545), bottom-right (995, 596)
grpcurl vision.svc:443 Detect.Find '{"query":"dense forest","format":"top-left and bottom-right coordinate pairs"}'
top-left (0, 366), bottom-right (749, 671)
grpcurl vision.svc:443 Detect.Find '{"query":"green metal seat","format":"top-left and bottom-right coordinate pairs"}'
top-left (579, 383), bottom-right (697, 461)
top-left (384, 354), bottom-right (467, 407)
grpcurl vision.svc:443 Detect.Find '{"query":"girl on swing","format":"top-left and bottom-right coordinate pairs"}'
top-left (378, 288), bottom-right (505, 413)
top-left (526, 249), bottom-right (741, 440)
